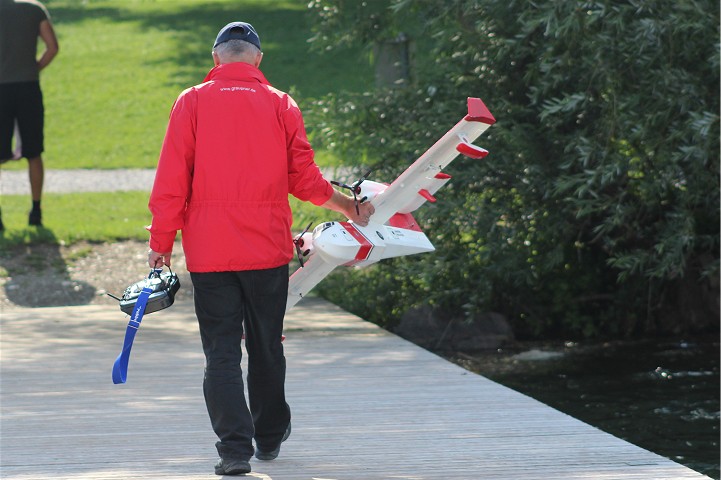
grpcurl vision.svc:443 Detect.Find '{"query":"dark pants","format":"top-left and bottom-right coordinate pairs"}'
top-left (0, 81), bottom-right (44, 161)
top-left (191, 265), bottom-right (291, 461)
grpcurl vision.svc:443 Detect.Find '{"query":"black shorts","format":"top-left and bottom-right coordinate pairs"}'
top-left (0, 81), bottom-right (44, 161)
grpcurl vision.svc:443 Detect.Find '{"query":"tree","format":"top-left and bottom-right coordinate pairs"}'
top-left (306, 0), bottom-right (720, 338)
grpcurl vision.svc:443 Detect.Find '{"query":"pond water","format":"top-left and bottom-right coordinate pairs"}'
top-left (447, 335), bottom-right (720, 479)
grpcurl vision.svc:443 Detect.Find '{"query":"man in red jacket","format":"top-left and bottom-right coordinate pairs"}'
top-left (147, 21), bottom-right (374, 476)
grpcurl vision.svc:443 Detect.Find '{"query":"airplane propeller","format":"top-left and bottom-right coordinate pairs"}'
top-left (293, 221), bottom-right (313, 268)
top-left (331, 169), bottom-right (373, 215)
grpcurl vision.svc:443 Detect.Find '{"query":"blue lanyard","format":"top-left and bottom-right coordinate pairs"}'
top-left (112, 274), bottom-right (156, 384)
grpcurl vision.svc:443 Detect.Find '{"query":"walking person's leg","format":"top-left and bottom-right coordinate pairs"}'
top-left (241, 264), bottom-right (292, 458)
top-left (16, 82), bottom-right (45, 226)
top-left (27, 155), bottom-right (44, 224)
top-left (191, 271), bottom-right (254, 475)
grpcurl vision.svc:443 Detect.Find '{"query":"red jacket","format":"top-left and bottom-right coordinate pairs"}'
top-left (147, 62), bottom-right (333, 272)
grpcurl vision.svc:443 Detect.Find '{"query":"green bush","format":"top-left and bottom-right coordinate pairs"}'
top-left (308, 0), bottom-right (720, 338)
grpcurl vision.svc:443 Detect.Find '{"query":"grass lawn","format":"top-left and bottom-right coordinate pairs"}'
top-left (3, 0), bottom-right (371, 170)
top-left (1, 192), bottom-right (153, 245)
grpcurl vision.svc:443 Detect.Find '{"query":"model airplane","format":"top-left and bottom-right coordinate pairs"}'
top-left (287, 97), bottom-right (495, 312)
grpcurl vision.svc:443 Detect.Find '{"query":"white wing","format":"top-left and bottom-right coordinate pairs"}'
top-left (367, 97), bottom-right (495, 225)
top-left (286, 249), bottom-right (336, 312)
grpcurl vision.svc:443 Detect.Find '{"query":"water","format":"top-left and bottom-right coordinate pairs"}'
top-left (452, 336), bottom-right (720, 479)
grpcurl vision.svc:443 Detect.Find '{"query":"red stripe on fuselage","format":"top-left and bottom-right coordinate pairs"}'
top-left (340, 222), bottom-right (373, 266)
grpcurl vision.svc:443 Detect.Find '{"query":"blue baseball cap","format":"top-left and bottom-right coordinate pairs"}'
top-left (213, 22), bottom-right (261, 50)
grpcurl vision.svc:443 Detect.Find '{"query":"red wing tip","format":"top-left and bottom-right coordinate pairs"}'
top-left (465, 97), bottom-right (496, 125)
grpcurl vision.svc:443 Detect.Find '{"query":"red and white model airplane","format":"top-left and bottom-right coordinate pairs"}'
top-left (287, 97), bottom-right (495, 312)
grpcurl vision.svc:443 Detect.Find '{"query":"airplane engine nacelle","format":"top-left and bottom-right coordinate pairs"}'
top-left (295, 231), bottom-right (315, 260)
top-left (356, 180), bottom-right (387, 204)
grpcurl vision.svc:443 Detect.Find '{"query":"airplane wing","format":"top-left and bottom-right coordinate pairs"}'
top-left (286, 245), bottom-right (337, 312)
top-left (367, 97), bottom-right (495, 225)
top-left (286, 97), bottom-right (495, 312)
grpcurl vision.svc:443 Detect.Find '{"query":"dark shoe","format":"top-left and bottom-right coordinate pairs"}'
top-left (255, 422), bottom-right (291, 461)
top-left (28, 209), bottom-right (42, 226)
top-left (214, 457), bottom-right (251, 475)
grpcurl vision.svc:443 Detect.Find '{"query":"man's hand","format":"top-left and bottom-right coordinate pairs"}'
top-left (322, 189), bottom-right (376, 226)
top-left (346, 200), bottom-right (375, 226)
top-left (148, 249), bottom-right (172, 269)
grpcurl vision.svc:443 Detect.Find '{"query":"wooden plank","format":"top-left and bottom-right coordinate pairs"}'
top-left (0, 298), bottom-right (711, 479)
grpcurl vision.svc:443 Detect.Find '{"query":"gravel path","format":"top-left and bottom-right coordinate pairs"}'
top-left (1, 168), bottom-right (156, 194)
top-left (0, 166), bottom-right (350, 195)
top-left (0, 239), bottom-right (191, 310)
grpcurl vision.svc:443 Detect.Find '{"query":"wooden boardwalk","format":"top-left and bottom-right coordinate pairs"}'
top-left (0, 297), bottom-right (711, 479)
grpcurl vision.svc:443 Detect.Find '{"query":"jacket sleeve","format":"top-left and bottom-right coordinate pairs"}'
top-left (283, 94), bottom-right (334, 205)
top-left (147, 88), bottom-right (197, 253)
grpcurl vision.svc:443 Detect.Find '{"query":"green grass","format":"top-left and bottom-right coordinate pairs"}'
top-left (3, 0), bottom-right (371, 170)
top-left (0, 192), bottom-right (152, 245)
top-left (0, 192), bottom-right (348, 247)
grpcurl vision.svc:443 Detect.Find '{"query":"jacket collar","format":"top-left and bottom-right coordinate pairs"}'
top-left (203, 62), bottom-right (270, 85)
